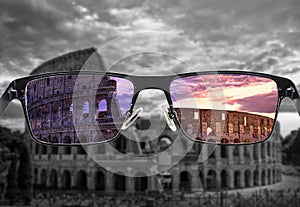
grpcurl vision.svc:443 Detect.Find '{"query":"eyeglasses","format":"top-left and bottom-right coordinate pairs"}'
top-left (0, 70), bottom-right (299, 145)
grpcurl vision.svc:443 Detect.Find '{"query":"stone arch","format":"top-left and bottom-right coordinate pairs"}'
top-left (35, 144), bottom-right (39, 154)
top-left (261, 169), bottom-right (266, 185)
top-left (134, 172), bottom-right (148, 192)
top-left (267, 142), bottom-right (271, 156)
top-left (273, 168), bottom-right (276, 184)
top-left (63, 136), bottom-right (72, 154)
top-left (50, 137), bottom-right (59, 154)
top-left (267, 169), bottom-right (271, 184)
top-left (75, 170), bottom-right (87, 190)
top-left (199, 171), bottom-right (204, 189)
top-left (179, 171), bottom-right (192, 192)
top-left (221, 138), bottom-right (229, 144)
top-left (34, 168), bottom-right (38, 187)
top-left (221, 146), bottom-right (228, 158)
top-left (233, 146), bottom-right (240, 164)
top-left (40, 169), bottom-right (47, 188)
top-left (245, 170), bottom-right (251, 187)
top-left (63, 136), bottom-right (71, 143)
top-left (206, 170), bottom-right (217, 190)
top-left (234, 171), bottom-right (241, 188)
top-left (49, 169), bottom-right (58, 189)
top-left (233, 146), bottom-right (239, 157)
top-left (244, 146), bottom-right (250, 157)
top-left (221, 170), bottom-right (228, 189)
top-left (253, 145), bottom-right (258, 159)
top-left (277, 169), bottom-right (281, 182)
top-left (97, 99), bottom-right (108, 118)
top-left (95, 171), bottom-right (105, 191)
top-left (61, 170), bottom-right (71, 189)
top-left (254, 170), bottom-right (259, 186)
top-left (113, 172), bottom-right (126, 191)
top-left (261, 143), bottom-right (266, 159)
top-left (41, 138), bottom-right (48, 154)
top-left (233, 138), bottom-right (240, 143)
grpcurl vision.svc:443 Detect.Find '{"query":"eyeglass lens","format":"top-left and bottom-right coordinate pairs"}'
top-left (25, 75), bottom-right (134, 144)
top-left (170, 74), bottom-right (278, 144)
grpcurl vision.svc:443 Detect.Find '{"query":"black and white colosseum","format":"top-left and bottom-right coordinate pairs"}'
top-left (28, 48), bottom-right (282, 193)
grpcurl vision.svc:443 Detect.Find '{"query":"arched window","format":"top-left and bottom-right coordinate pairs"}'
top-left (95, 171), bottom-right (106, 191)
top-left (76, 170), bottom-right (87, 190)
top-left (179, 171), bottom-right (191, 192)
top-left (221, 170), bottom-right (228, 188)
top-left (35, 144), bottom-right (39, 155)
top-left (245, 170), bottom-right (251, 187)
top-left (114, 172), bottom-right (126, 191)
top-left (40, 169), bottom-right (47, 188)
top-left (233, 146), bottom-right (239, 157)
top-left (221, 146), bottom-right (227, 158)
top-left (261, 143), bottom-right (266, 158)
top-left (254, 170), bottom-right (259, 186)
top-left (63, 136), bottom-right (72, 154)
top-left (261, 169), bottom-right (266, 185)
top-left (50, 137), bottom-right (58, 154)
top-left (135, 172), bottom-right (148, 192)
top-left (49, 170), bottom-right (58, 189)
top-left (98, 100), bottom-right (107, 111)
top-left (206, 170), bottom-right (217, 190)
top-left (70, 103), bottom-right (73, 112)
top-left (34, 168), bottom-right (38, 187)
top-left (253, 145), bottom-right (258, 159)
top-left (234, 171), bottom-right (241, 188)
top-left (61, 170), bottom-right (71, 189)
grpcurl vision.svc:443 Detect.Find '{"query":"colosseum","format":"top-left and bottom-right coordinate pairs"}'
top-left (28, 48), bottom-right (282, 193)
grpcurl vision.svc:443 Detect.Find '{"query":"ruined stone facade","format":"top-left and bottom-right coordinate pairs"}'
top-left (176, 108), bottom-right (274, 144)
top-left (29, 48), bottom-right (282, 193)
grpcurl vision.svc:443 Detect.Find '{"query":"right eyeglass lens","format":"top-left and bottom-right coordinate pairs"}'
top-left (25, 74), bottom-right (134, 144)
top-left (170, 74), bottom-right (278, 144)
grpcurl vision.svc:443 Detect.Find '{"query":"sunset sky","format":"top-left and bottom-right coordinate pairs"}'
top-left (0, 0), bottom-right (300, 137)
top-left (171, 74), bottom-right (278, 118)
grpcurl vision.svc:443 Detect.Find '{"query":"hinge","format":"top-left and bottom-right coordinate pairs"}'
top-left (8, 87), bottom-right (18, 101)
top-left (286, 87), bottom-right (296, 99)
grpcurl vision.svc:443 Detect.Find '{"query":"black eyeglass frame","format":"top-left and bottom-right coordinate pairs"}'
top-left (0, 70), bottom-right (299, 146)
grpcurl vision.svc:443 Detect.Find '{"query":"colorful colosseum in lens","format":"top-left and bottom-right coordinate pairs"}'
top-left (28, 48), bottom-right (282, 193)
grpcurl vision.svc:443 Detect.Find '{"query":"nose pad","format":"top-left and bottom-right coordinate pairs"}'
top-left (162, 105), bottom-right (177, 132)
top-left (121, 107), bottom-right (143, 130)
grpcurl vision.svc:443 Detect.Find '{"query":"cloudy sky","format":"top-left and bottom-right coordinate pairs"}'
top-left (0, 0), bottom-right (300, 136)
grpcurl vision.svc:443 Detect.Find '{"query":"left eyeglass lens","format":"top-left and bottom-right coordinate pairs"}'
top-left (25, 75), bottom-right (134, 144)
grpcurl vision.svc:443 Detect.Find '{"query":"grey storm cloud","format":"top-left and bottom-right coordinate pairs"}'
top-left (1, 0), bottom-right (300, 123)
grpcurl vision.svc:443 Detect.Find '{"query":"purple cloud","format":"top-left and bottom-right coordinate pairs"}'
top-left (227, 91), bottom-right (278, 113)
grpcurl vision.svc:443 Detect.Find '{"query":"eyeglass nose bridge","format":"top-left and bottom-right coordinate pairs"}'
top-left (125, 77), bottom-right (177, 131)
top-left (128, 76), bottom-right (175, 110)
top-left (132, 76), bottom-right (173, 92)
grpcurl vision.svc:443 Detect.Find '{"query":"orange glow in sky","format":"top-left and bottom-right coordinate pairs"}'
top-left (171, 74), bottom-right (278, 118)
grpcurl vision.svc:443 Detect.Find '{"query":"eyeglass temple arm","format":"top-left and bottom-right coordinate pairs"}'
top-left (293, 98), bottom-right (300, 116)
top-left (0, 82), bottom-right (15, 118)
top-left (288, 82), bottom-right (300, 117)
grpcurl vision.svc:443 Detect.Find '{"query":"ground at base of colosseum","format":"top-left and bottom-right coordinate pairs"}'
top-left (7, 166), bottom-right (300, 207)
